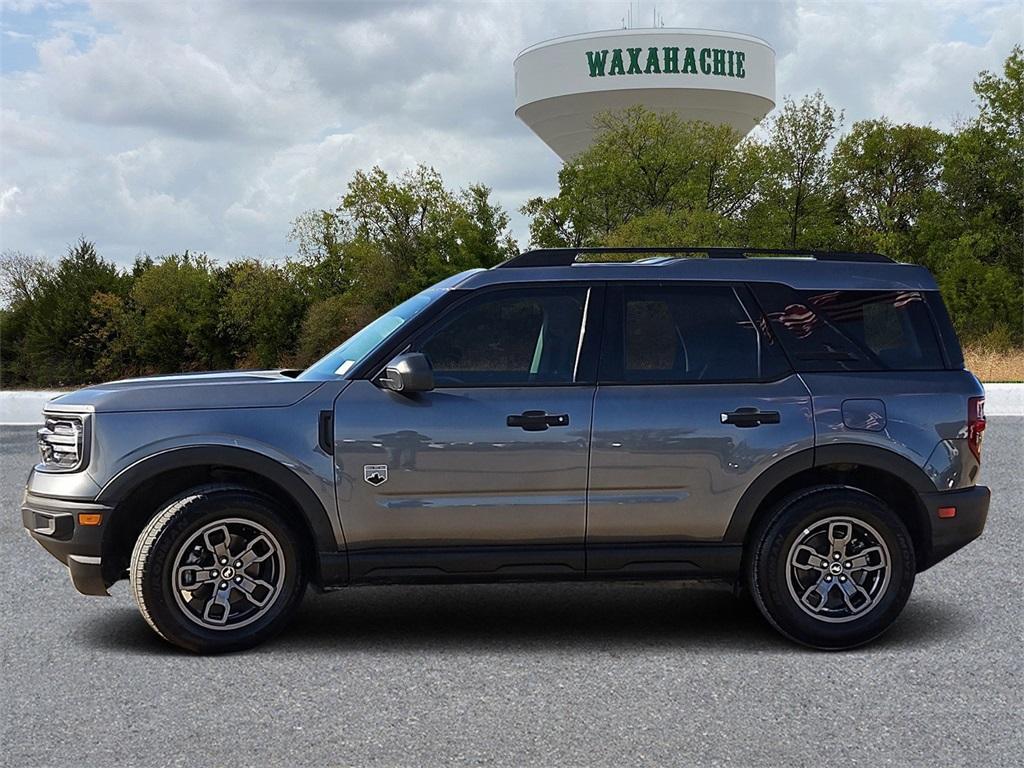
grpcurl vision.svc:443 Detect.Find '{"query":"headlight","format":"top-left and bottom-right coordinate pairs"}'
top-left (37, 413), bottom-right (88, 472)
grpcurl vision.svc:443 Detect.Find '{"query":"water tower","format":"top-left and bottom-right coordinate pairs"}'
top-left (515, 28), bottom-right (775, 160)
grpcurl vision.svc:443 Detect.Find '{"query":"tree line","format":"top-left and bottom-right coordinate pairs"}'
top-left (1, 47), bottom-right (1020, 387)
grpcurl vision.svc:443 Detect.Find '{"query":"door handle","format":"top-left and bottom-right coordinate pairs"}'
top-left (721, 407), bottom-right (781, 428)
top-left (507, 410), bottom-right (570, 431)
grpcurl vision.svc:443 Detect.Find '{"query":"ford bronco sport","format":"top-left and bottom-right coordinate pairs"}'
top-left (23, 247), bottom-right (990, 653)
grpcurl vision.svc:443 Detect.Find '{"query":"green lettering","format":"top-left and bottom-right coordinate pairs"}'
top-left (586, 49), bottom-right (609, 77)
top-left (735, 51), bottom-right (746, 79)
top-left (699, 48), bottom-right (712, 75)
top-left (626, 47), bottom-right (642, 74)
top-left (682, 47), bottom-right (697, 74)
top-left (712, 48), bottom-right (726, 75)
top-left (727, 50), bottom-right (735, 77)
top-left (662, 46), bottom-right (679, 73)
top-left (644, 46), bottom-right (661, 74)
top-left (609, 48), bottom-right (625, 76)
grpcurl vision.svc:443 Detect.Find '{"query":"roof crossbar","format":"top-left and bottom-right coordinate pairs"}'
top-left (498, 247), bottom-right (894, 268)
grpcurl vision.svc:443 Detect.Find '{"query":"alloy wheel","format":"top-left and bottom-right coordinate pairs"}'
top-left (171, 517), bottom-right (286, 631)
top-left (785, 516), bottom-right (892, 623)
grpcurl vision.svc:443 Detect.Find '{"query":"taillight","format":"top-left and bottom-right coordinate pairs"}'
top-left (967, 396), bottom-right (986, 461)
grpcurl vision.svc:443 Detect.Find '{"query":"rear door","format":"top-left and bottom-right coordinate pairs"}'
top-left (587, 282), bottom-right (814, 576)
top-left (333, 284), bottom-right (602, 581)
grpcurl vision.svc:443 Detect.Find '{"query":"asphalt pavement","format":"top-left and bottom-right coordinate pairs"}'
top-left (1, 420), bottom-right (1021, 767)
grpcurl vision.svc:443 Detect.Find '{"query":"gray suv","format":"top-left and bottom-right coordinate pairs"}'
top-left (23, 247), bottom-right (991, 653)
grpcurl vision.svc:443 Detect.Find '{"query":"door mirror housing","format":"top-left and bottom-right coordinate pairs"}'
top-left (379, 352), bottom-right (434, 394)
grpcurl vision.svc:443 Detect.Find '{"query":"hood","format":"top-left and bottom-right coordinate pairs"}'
top-left (48, 370), bottom-right (324, 414)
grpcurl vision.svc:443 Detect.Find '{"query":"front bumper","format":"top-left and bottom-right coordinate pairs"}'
top-left (918, 484), bottom-right (991, 571)
top-left (22, 491), bottom-right (114, 595)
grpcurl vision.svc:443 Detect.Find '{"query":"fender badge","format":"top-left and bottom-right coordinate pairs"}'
top-left (364, 464), bottom-right (388, 486)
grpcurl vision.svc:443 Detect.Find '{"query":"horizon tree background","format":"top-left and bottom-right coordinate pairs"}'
top-left (1, 47), bottom-right (1021, 387)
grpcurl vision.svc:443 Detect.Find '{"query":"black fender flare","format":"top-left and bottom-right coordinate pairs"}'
top-left (97, 446), bottom-right (342, 570)
top-left (723, 444), bottom-right (935, 543)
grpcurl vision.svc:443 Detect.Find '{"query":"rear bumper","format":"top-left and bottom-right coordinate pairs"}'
top-left (918, 485), bottom-right (990, 571)
top-left (21, 492), bottom-right (113, 595)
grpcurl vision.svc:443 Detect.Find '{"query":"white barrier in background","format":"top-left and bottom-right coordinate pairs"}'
top-left (983, 384), bottom-right (1024, 417)
top-left (1, 391), bottom-right (63, 426)
top-left (2, 385), bottom-right (1023, 425)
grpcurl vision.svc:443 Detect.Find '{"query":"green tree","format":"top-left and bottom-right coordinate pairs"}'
top-left (522, 107), bottom-right (765, 248)
top-left (296, 294), bottom-right (378, 366)
top-left (752, 92), bottom-right (843, 248)
top-left (16, 239), bottom-right (128, 386)
top-left (290, 165), bottom-right (518, 361)
top-left (85, 290), bottom-right (139, 382)
top-left (340, 165), bottom-right (516, 305)
top-left (919, 46), bottom-right (1023, 345)
top-left (287, 209), bottom-right (350, 302)
top-left (220, 259), bottom-right (306, 368)
top-left (830, 118), bottom-right (944, 260)
top-left (125, 253), bottom-right (228, 373)
top-left (1, 250), bottom-right (56, 385)
top-left (0, 250), bottom-right (53, 308)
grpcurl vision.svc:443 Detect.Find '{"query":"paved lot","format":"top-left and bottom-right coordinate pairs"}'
top-left (2, 420), bottom-right (1021, 767)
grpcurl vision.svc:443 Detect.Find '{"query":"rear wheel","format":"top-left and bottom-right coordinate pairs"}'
top-left (748, 486), bottom-right (915, 649)
top-left (130, 486), bottom-right (306, 653)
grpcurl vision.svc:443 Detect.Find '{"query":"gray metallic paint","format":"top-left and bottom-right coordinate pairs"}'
top-left (802, 371), bottom-right (983, 491)
top-left (332, 380), bottom-right (594, 574)
top-left (31, 380), bottom-right (351, 552)
top-left (22, 260), bottom-right (988, 593)
top-left (50, 370), bottom-right (323, 412)
top-left (588, 376), bottom-right (815, 546)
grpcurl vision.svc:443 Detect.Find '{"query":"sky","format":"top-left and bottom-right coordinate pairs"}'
top-left (0, 0), bottom-right (1019, 265)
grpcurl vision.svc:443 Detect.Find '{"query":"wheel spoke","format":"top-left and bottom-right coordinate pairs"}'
top-left (236, 534), bottom-right (275, 570)
top-left (175, 564), bottom-right (219, 592)
top-left (847, 546), bottom-right (886, 572)
top-left (203, 585), bottom-right (233, 625)
top-left (837, 576), bottom-right (873, 613)
top-left (202, 524), bottom-right (232, 561)
top-left (827, 521), bottom-right (852, 558)
top-left (234, 576), bottom-right (275, 608)
top-left (801, 578), bottom-right (832, 612)
top-left (791, 544), bottom-right (829, 571)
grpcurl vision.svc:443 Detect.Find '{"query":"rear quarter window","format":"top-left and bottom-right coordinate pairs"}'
top-left (750, 284), bottom-right (947, 371)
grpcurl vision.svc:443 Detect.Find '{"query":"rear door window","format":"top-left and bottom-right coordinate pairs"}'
top-left (601, 284), bottom-right (789, 383)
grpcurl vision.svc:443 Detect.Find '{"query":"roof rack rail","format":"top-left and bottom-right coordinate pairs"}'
top-left (497, 247), bottom-right (894, 268)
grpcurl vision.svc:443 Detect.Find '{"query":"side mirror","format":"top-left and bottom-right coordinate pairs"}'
top-left (379, 352), bottom-right (434, 394)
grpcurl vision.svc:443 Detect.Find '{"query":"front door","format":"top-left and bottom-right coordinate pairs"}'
top-left (587, 282), bottom-right (814, 575)
top-left (333, 284), bottom-right (600, 581)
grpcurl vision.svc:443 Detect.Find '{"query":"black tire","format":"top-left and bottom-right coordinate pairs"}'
top-left (130, 485), bottom-right (307, 653)
top-left (747, 486), bottom-right (915, 650)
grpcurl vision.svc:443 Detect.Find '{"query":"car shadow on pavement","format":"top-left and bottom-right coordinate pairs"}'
top-left (79, 581), bottom-right (968, 656)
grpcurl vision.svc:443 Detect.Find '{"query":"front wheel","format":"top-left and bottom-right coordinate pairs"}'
top-left (747, 486), bottom-right (915, 650)
top-left (130, 486), bottom-right (307, 653)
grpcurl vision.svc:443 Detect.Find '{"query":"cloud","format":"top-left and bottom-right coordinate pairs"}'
top-left (778, 0), bottom-right (1018, 129)
top-left (0, 0), bottom-right (1018, 264)
top-left (34, 33), bottom-right (319, 142)
top-left (0, 109), bottom-right (70, 156)
top-left (0, 186), bottom-right (24, 218)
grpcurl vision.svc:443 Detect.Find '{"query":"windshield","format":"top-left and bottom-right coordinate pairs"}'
top-left (298, 288), bottom-right (443, 380)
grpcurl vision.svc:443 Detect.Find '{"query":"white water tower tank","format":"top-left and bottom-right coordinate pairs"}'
top-left (515, 28), bottom-right (775, 160)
